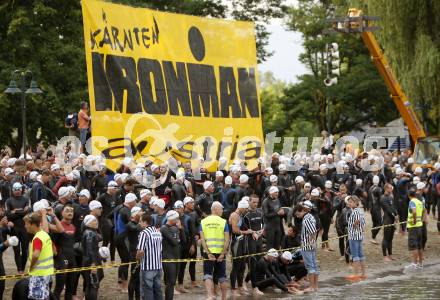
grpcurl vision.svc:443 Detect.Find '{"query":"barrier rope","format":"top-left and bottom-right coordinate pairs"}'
top-left (0, 219), bottom-right (438, 281)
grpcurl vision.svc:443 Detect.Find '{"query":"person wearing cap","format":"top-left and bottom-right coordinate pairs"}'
top-left (405, 157), bottom-right (414, 173)
top-left (395, 169), bottom-right (412, 233)
top-left (195, 181), bottom-right (214, 218)
top-left (346, 195), bottom-right (367, 280)
top-left (126, 206), bottom-right (143, 300)
top-left (113, 192), bottom-right (137, 292)
top-left (5, 181), bottom-right (31, 273)
top-left (235, 174), bottom-right (252, 204)
top-left (242, 194), bottom-right (264, 294)
top-left (91, 164), bottom-right (108, 199)
top-left (212, 171), bottom-right (224, 202)
top-left (295, 201), bottom-right (319, 292)
top-left (280, 226), bottom-right (308, 282)
top-left (178, 196), bottom-right (200, 290)
top-left (259, 168), bottom-right (273, 198)
top-left (24, 212), bottom-right (55, 300)
top-left (380, 183), bottom-right (398, 262)
top-left (0, 216), bottom-right (18, 299)
top-left (0, 167), bottom-right (16, 205)
top-left (277, 164), bottom-right (291, 191)
top-left (69, 189), bottom-right (93, 297)
top-left (89, 200), bottom-right (103, 220)
top-left (116, 177), bottom-right (137, 207)
top-left (171, 200), bottom-right (190, 293)
top-left (368, 175), bottom-right (383, 244)
top-left (405, 187), bottom-right (424, 271)
top-left (78, 189), bottom-right (92, 217)
top-left (332, 184), bottom-right (351, 263)
top-left (429, 162), bottom-right (440, 232)
top-left (160, 210), bottom-right (181, 300)
top-left (82, 214), bottom-right (104, 299)
top-left (262, 185), bottom-right (284, 249)
top-left (415, 182), bottom-right (429, 251)
top-left (353, 178), bottom-right (368, 212)
top-left (363, 167), bottom-right (384, 193)
top-left (97, 181), bottom-right (119, 261)
top-left (49, 164), bottom-right (61, 189)
top-left (52, 204), bottom-right (78, 300)
top-left (264, 175), bottom-right (289, 207)
top-left (152, 198), bottom-right (167, 228)
top-left (171, 172), bottom-right (187, 209)
top-left (293, 176), bottom-right (305, 204)
top-left (326, 154), bottom-right (336, 178)
top-left (331, 161), bottom-right (353, 192)
top-left (229, 198), bottom-right (251, 296)
top-left (26, 170), bottom-right (40, 189)
top-left (138, 189), bottom-right (153, 213)
top-left (254, 249), bottom-right (291, 294)
top-left (296, 182), bottom-right (312, 204)
top-left (199, 201), bottom-right (229, 300)
top-left (218, 176), bottom-right (238, 220)
top-left (319, 182), bottom-right (334, 252)
top-left (274, 251), bottom-right (304, 295)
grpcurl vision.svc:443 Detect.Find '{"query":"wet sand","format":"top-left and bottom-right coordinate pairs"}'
top-left (2, 213), bottom-right (439, 299)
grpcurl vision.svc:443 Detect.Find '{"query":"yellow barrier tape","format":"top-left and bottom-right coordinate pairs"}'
top-left (0, 219), bottom-right (436, 281)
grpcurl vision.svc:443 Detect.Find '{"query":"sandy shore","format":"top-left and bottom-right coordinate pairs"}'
top-left (2, 213), bottom-right (439, 299)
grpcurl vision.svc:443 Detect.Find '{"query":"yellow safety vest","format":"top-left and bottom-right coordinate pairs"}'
top-left (407, 198), bottom-right (423, 229)
top-left (201, 215), bottom-right (226, 254)
top-left (28, 230), bottom-right (54, 276)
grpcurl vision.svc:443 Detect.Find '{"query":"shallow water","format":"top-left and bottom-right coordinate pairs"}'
top-left (175, 262), bottom-right (440, 299)
top-left (314, 264), bottom-right (440, 300)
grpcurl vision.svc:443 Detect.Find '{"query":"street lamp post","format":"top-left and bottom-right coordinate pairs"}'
top-left (3, 70), bottom-right (42, 159)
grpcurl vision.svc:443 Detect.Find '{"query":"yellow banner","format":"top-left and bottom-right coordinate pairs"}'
top-left (81, 0), bottom-right (263, 171)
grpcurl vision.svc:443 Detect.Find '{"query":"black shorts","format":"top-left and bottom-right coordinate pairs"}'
top-left (408, 227), bottom-right (423, 251)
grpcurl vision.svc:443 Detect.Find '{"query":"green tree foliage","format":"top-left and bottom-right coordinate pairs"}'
top-left (349, 0), bottom-right (440, 134)
top-left (260, 72), bottom-right (288, 136)
top-left (261, 0), bottom-right (397, 139)
top-left (0, 0), bottom-right (284, 155)
top-left (0, 1), bottom-right (86, 155)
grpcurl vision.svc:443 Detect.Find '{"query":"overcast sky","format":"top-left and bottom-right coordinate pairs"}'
top-left (258, 18), bottom-right (308, 83)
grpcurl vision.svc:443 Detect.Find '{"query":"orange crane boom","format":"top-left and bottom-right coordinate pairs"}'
top-left (325, 9), bottom-right (426, 143)
top-left (360, 31), bottom-right (426, 142)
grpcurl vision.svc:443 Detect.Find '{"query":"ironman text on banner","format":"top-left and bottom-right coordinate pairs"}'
top-left (81, 0), bottom-right (264, 171)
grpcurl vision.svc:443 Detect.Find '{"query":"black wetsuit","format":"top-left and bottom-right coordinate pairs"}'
top-left (161, 224), bottom-right (180, 300)
top-left (381, 194), bottom-right (397, 256)
top-left (178, 211), bottom-right (198, 285)
top-left (97, 192), bottom-right (116, 261)
top-left (82, 227), bottom-right (104, 300)
top-left (230, 212), bottom-right (247, 290)
top-left (219, 186), bottom-right (238, 220)
top-left (5, 195), bottom-right (30, 272)
top-left (262, 197), bottom-right (282, 249)
top-left (244, 207), bottom-right (264, 288)
top-left (195, 192), bottom-right (213, 218)
top-left (127, 220), bottom-right (142, 300)
top-left (369, 185), bottom-right (383, 239)
top-left (0, 228), bottom-right (10, 300)
top-left (113, 204), bottom-right (131, 282)
top-left (53, 220), bottom-right (77, 300)
top-left (255, 257), bottom-right (287, 292)
top-left (171, 182), bottom-right (187, 207)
